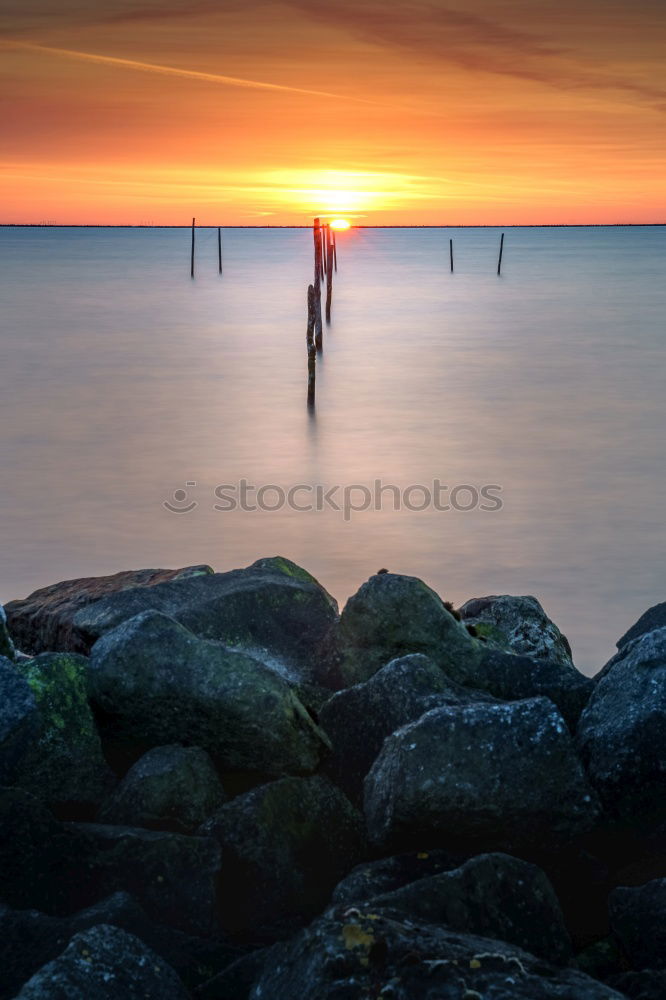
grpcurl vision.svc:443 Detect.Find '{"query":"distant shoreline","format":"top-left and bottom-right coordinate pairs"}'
top-left (1, 222), bottom-right (665, 229)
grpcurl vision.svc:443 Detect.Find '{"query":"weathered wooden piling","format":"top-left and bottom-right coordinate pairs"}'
top-left (307, 284), bottom-right (316, 407)
top-left (313, 218), bottom-right (323, 350)
top-left (218, 227), bottom-right (222, 274)
top-left (497, 232), bottom-right (504, 275)
top-left (320, 225), bottom-right (326, 280)
top-left (450, 238), bottom-right (454, 273)
top-left (191, 217), bottom-right (195, 277)
top-left (325, 224), bottom-right (334, 322)
top-left (333, 230), bottom-right (338, 271)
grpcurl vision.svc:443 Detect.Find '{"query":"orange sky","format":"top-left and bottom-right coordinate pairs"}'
top-left (1, 0), bottom-right (665, 225)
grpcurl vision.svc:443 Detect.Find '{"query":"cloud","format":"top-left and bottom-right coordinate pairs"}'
top-left (1, 0), bottom-right (664, 110)
top-left (0, 39), bottom-right (379, 103)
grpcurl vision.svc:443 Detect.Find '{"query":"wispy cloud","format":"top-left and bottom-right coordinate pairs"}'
top-left (0, 39), bottom-right (378, 103)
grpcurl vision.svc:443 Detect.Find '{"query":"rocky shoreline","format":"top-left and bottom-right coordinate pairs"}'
top-left (1, 557), bottom-right (665, 998)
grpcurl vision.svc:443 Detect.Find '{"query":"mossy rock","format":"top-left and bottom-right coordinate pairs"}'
top-left (13, 652), bottom-right (113, 809)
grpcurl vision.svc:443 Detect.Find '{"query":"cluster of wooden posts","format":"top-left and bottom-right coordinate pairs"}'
top-left (190, 218), bottom-right (222, 277)
top-left (306, 217), bottom-right (337, 408)
top-left (448, 232), bottom-right (505, 274)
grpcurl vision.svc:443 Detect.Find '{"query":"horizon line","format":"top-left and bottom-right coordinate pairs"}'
top-left (2, 222), bottom-right (665, 229)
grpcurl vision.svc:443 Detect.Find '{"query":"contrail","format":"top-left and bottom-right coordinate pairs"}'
top-left (2, 40), bottom-right (375, 103)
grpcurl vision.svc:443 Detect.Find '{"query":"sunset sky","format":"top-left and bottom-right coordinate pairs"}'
top-left (1, 0), bottom-right (665, 225)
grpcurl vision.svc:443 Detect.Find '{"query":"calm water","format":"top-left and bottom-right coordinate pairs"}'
top-left (1, 225), bottom-right (665, 674)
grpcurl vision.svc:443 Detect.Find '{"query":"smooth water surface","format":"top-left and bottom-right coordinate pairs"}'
top-left (1, 225), bottom-right (665, 673)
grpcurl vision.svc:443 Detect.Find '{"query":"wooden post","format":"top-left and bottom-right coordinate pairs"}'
top-left (313, 218), bottom-right (323, 350)
top-left (307, 284), bottom-right (316, 407)
top-left (191, 217), bottom-right (195, 278)
top-left (449, 238), bottom-right (453, 273)
top-left (497, 232), bottom-right (504, 275)
top-left (325, 224), bottom-right (334, 322)
top-left (333, 230), bottom-right (338, 271)
top-left (217, 227), bottom-right (222, 274)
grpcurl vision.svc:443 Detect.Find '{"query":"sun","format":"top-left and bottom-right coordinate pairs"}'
top-left (329, 218), bottom-right (351, 230)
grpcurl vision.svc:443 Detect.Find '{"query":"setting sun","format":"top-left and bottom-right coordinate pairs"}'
top-left (329, 219), bottom-right (351, 230)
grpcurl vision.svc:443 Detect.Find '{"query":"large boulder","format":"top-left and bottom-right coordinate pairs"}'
top-left (609, 878), bottom-right (666, 971)
top-left (58, 822), bottom-right (221, 936)
top-left (460, 594), bottom-right (575, 670)
top-left (0, 604), bottom-right (15, 660)
top-left (13, 924), bottom-right (189, 1000)
top-left (97, 745), bottom-right (226, 833)
top-left (365, 698), bottom-right (600, 854)
top-left (0, 657), bottom-right (39, 784)
top-left (3, 565), bottom-right (212, 656)
top-left (616, 601), bottom-right (666, 651)
top-left (11, 653), bottom-right (113, 811)
top-left (249, 904), bottom-right (624, 999)
top-left (319, 654), bottom-right (494, 804)
top-left (577, 627), bottom-right (666, 829)
top-left (326, 572), bottom-right (482, 689)
top-left (331, 848), bottom-right (466, 906)
top-left (7, 558), bottom-right (339, 685)
top-left (354, 853), bottom-right (572, 964)
top-left (0, 892), bottom-right (242, 999)
top-left (0, 789), bottom-right (221, 937)
top-left (88, 611), bottom-right (329, 775)
top-left (198, 775), bottom-right (366, 936)
top-left (468, 648), bottom-right (593, 730)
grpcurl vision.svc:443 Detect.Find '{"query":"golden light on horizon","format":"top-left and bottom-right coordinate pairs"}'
top-left (329, 219), bottom-right (351, 230)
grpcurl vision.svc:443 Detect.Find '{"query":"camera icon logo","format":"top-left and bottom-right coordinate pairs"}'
top-left (163, 482), bottom-right (198, 513)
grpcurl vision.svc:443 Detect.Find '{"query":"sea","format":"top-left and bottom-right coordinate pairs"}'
top-left (1, 224), bottom-right (665, 674)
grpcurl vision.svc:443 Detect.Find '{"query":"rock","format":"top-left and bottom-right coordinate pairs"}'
top-left (617, 601), bottom-right (666, 651)
top-left (1, 604), bottom-right (16, 660)
top-left (319, 654), bottom-right (493, 804)
top-left (11, 653), bottom-right (113, 811)
top-left (249, 904), bottom-right (625, 999)
top-left (0, 787), bottom-right (70, 913)
top-left (609, 879), bottom-right (666, 971)
top-left (59, 822), bottom-right (222, 937)
top-left (10, 558), bottom-right (339, 685)
top-left (327, 572), bottom-right (482, 689)
top-left (468, 648), bottom-right (594, 730)
top-left (358, 853), bottom-right (572, 964)
top-left (364, 698), bottom-right (600, 854)
top-left (576, 937), bottom-right (626, 982)
top-left (0, 657), bottom-right (39, 784)
top-left (331, 848), bottom-right (466, 906)
top-left (13, 923), bottom-right (189, 999)
top-left (4, 565), bottom-right (213, 656)
top-left (97, 745), bottom-right (226, 833)
top-left (88, 611), bottom-right (329, 775)
top-left (460, 594), bottom-right (575, 670)
top-left (0, 789), bottom-right (221, 937)
top-left (0, 893), bottom-right (242, 999)
top-left (198, 775), bottom-right (366, 936)
top-left (607, 970), bottom-right (666, 1000)
top-left (196, 947), bottom-right (275, 1000)
top-left (577, 627), bottom-right (666, 829)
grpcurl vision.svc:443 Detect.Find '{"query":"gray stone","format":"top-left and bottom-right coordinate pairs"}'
top-left (319, 654), bottom-right (493, 804)
top-left (326, 572), bottom-right (482, 689)
top-left (360, 852), bottom-right (572, 965)
top-left (609, 878), bottom-right (666, 971)
top-left (198, 775), bottom-right (365, 935)
top-left (13, 924), bottom-right (189, 999)
top-left (249, 904), bottom-right (625, 999)
top-left (0, 604), bottom-right (15, 660)
top-left (0, 657), bottom-right (39, 785)
top-left (460, 594), bottom-right (575, 670)
top-left (365, 698), bottom-right (600, 854)
top-left (88, 611), bottom-right (329, 775)
top-left (577, 627), bottom-right (666, 828)
top-left (97, 745), bottom-right (226, 833)
top-left (11, 653), bottom-right (113, 809)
